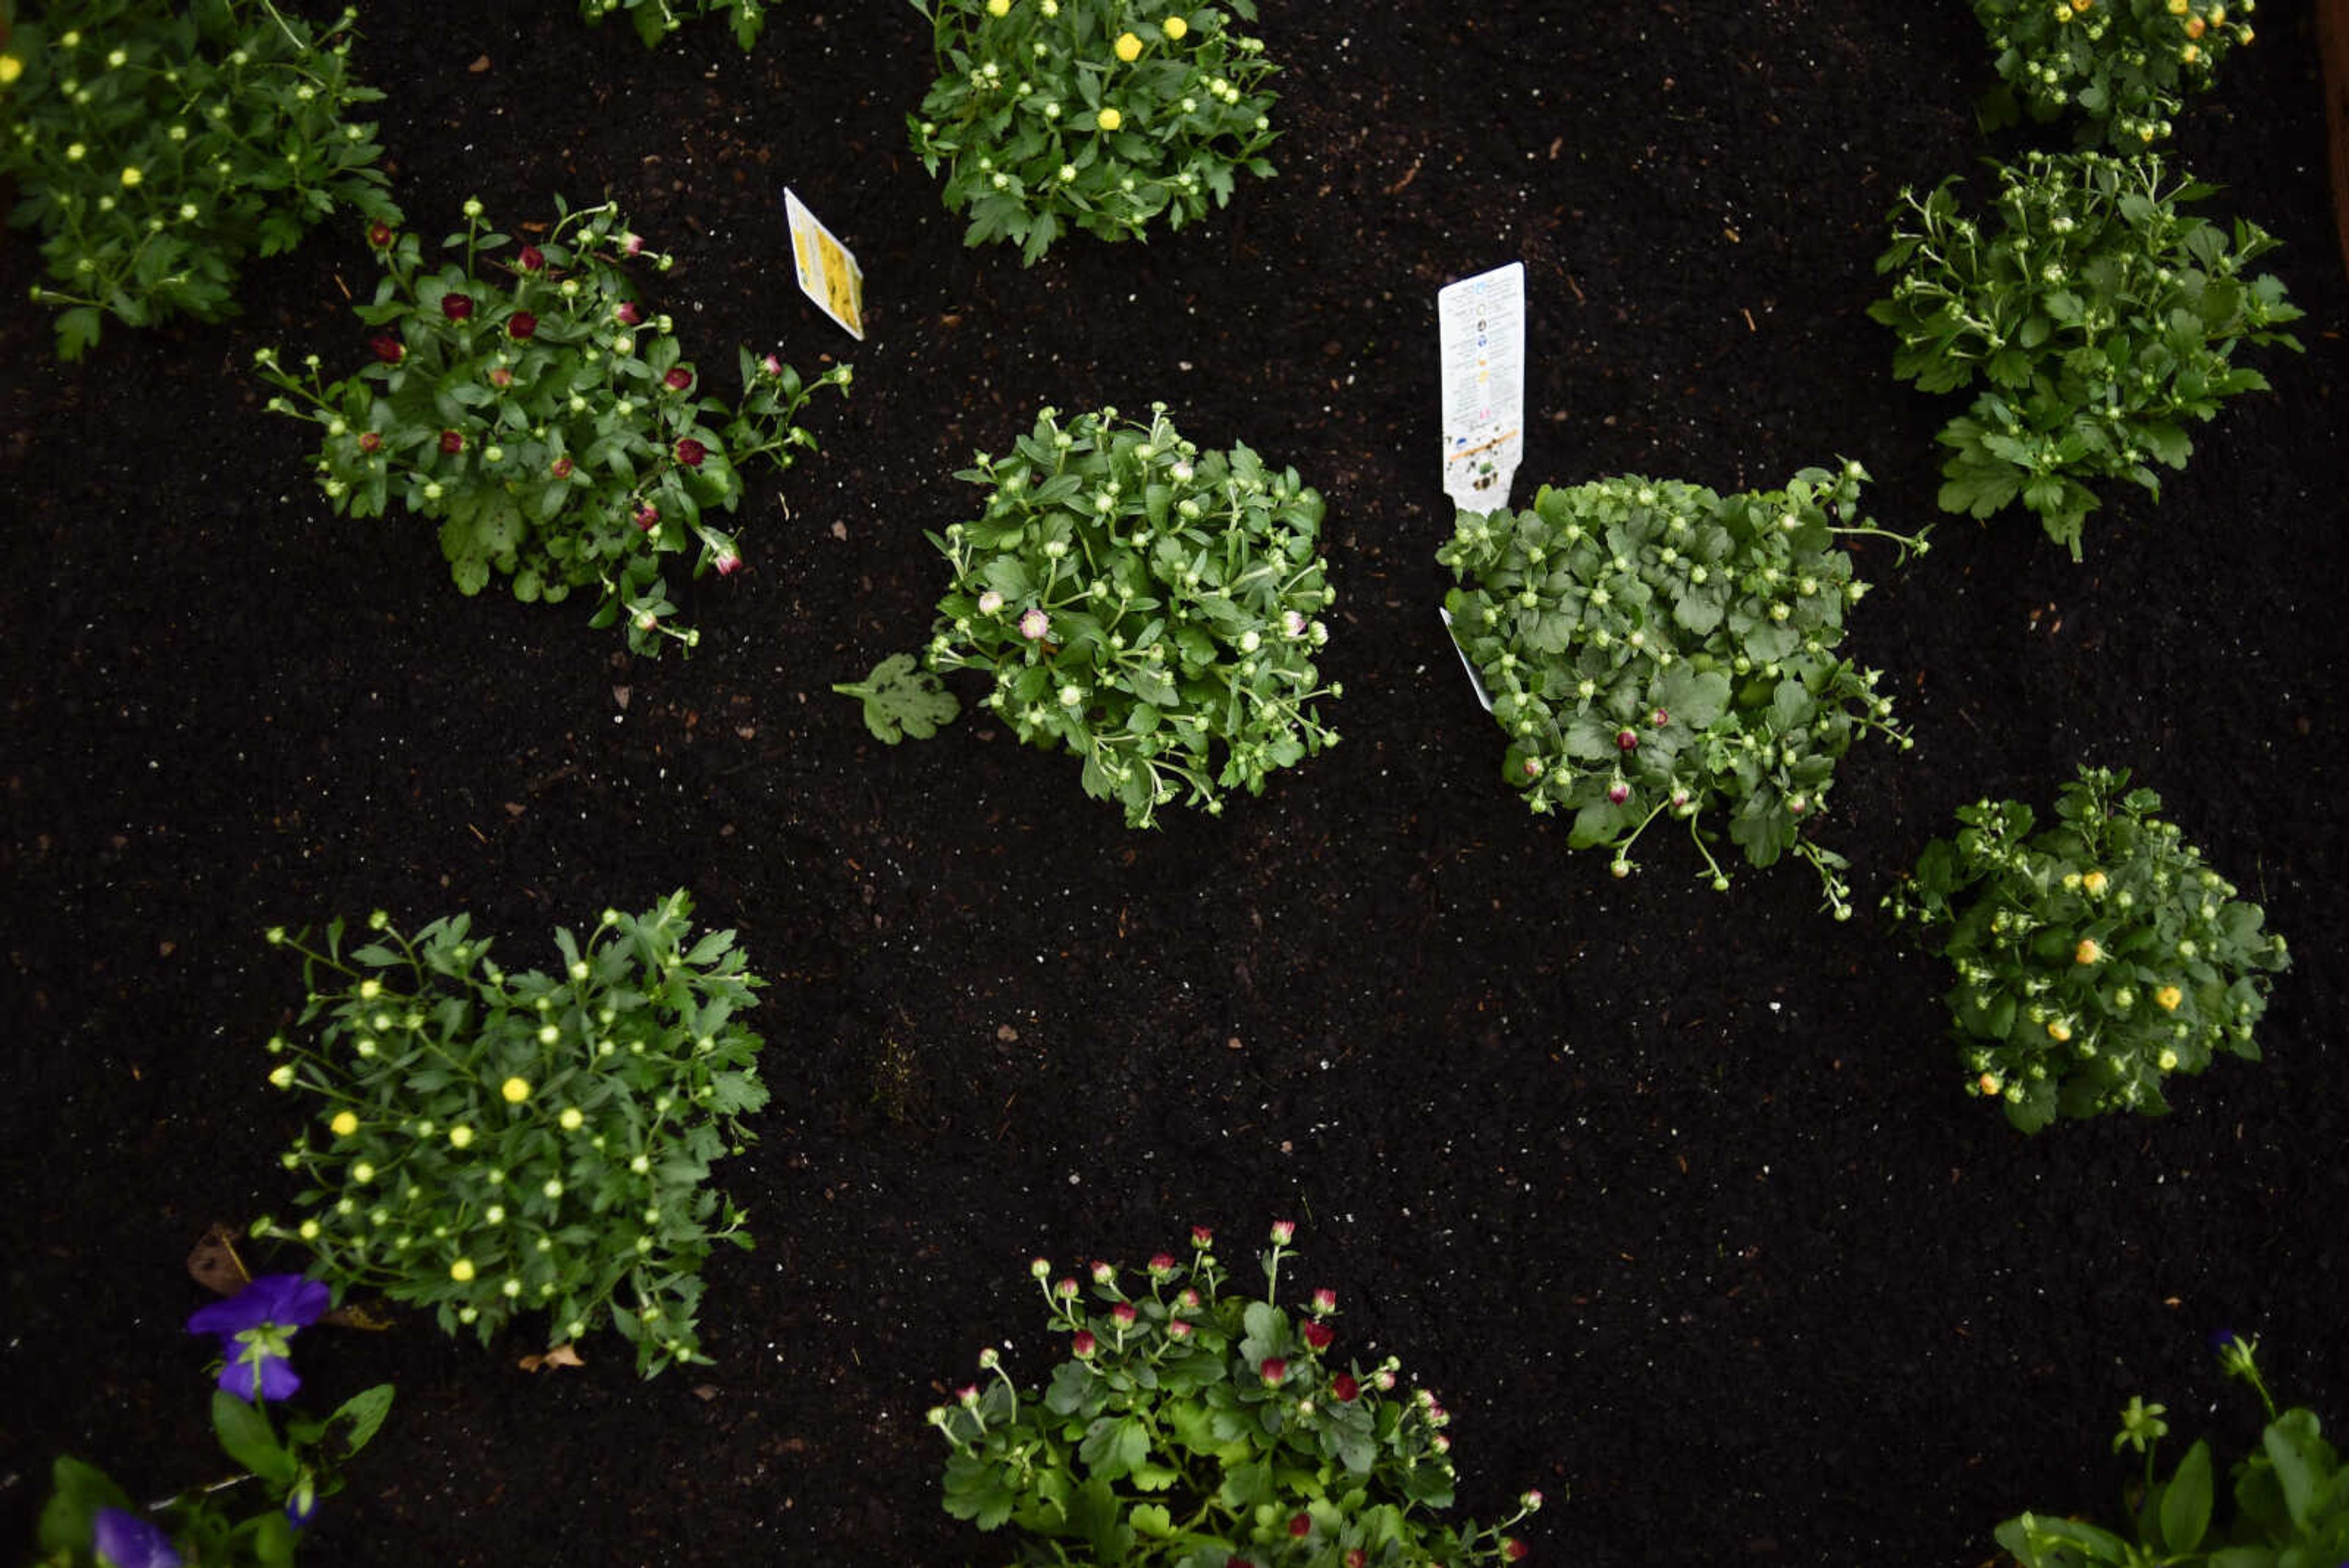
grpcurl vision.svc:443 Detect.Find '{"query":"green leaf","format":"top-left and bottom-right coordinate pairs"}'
top-left (831, 653), bottom-right (960, 743)
top-left (2159, 1439), bottom-right (2213, 1554)
top-left (213, 1390), bottom-right (300, 1487)
top-left (54, 307), bottom-right (105, 362)
top-left (327, 1383), bottom-right (397, 1458)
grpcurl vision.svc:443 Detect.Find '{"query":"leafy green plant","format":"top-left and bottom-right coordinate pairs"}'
top-left (1884, 765), bottom-right (2290, 1134)
top-left (1972, 0), bottom-right (2256, 148)
top-left (834, 652), bottom-right (962, 743)
top-left (1437, 462), bottom-right (1924, 917)
top-left (1871, 149), bottom-right (2301, 559)
top-left (914, 402), bottom-right (1340, 827)
top-left (1995, 1334), bottom-right (2349, 1567)
top-left (576, 0), bottom-right (771, 50)
top-left (255, 197), bottom-right (850, 656)
top-left (908, 0), bottom-right (1279, 264)
top-left (32, 1273), bottom-right (393, 1568)
top-left (251, 891), bottom-right (771, 1378)
top-left (1, 0), bottom-right (399, 360)
top-left (930, 1222), bottom-right (1548, 1566)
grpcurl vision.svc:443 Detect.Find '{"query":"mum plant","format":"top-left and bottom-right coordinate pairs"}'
top-left (1871, 149), bottom-right (2301, 559)
top-left (1437, 462), bottom-right (1924, 917)
top-left (908, 0), bottom-right (1280, 264)
top-left (1, 0), bottom-right (399, 360)
top-left (32, 1273), bottom-right (393, 1568)
top-left (256, 198), bottom-right (849, 656)
top-left (903, 402), bottom-right (1340, 827)
top-left (1995, 1333), bottom-right (2349, 1566)
top-left (576, 0), bottom-right (772, 50)
top-left (1972, 0), bottom-right (2256, 148)
top-left (251, 891), bottom-right (771, 1377)
top-left (930, 1221), bottom-right (1548, 1566)
top-left (1883, 765), bottom-right (2290, 1134)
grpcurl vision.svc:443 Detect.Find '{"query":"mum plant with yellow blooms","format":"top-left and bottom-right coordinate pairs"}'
top-left (908, 0), bottom-right (1280, 263)
top-left (1972, 0), bottom-right (2257, 148)
top-left (251, 892), bottom-right (771, 1376)
top-left (1884, 765), bottom-right (2290, 1133)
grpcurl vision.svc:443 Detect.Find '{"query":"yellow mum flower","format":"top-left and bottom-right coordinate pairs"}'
top-left (500, 1076), bottom-right (531, 1104)
top-left (987, 0), bottom-right (1009, 13)
top-left (1115, 31), bottom-right (1142, 61)
top-left (2082, 870), bottom-right (2107, 895)
top-left (1162, 14), bottom-right (1188, 39)
top-left (1976, 1072), bottom-right (2002, 1098)
top-left (2046, 1019), bottom-right (2072, 1043)
top-left (0, 55), bottom-right (23, 86)
top-left (450, 1258), bottom-right (476, 1282)
top-left (2074, 938), bottom-right (2102, 965)
top-left (559, 1106), bottom-right (585, 1131)
top-left (119, 166), bottom-right (143, 188)
top-left (448, 1123), bottom-right (475, 1148)
top-left (1097, 106), bottom-right (1123, 130)
top-left (2155, 985), bottom-right (2183, 1011)
top-left (330, 1110), bottom-right (360, 1136)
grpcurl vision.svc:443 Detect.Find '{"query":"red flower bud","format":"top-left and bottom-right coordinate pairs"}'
top-left (1190, 1225), bottom-right (1213, 1248)
top-left (1615, 728), bottom-right (1639, 751)
top-left (1089, 1260), bottom-right (1113, 1285)
top-left (488, 367), bottom-right (513, 388)
top-left (761, 352), bottom-right (784, 376)
top-left (508, 311), bottom-right (538, 341)
top-left (366, 221), bottom-right (395, 248)
top-left (1347, 1553), bottom-right (1368, 1568)
top-left (1607, 781), bottom-right (1630, 804)
top-left (357, 431), bottom-right (382, 454)
top-left (1503, 1539), bottom-right (1528, 1561)
top-left (663, 366), bottom-right (693, 392)
top-left (634, 503), bottom-right (660, 531)
top-left (369, 335), bottom-right (404, 364)
top-left (1055, 1278), bottom-right (1079, 1300)
top-left (1110, 1302), bottom-right (1137, 1328)
top-left (674, 437), bottom-right (707, 468)
top-left (1259, 1358), bottom-right (1288, 1387)
top-left (1167, 1319), bottom-right (1193, 1340)
top-left (1301, 1321), bottom-right (1334, 1351)
top-left (1148, 1253), bottom-right (1178, 1276)
top-left (442, 293), bottom-right (475, 322)
top-left (621, 232), bottom-right (646, 256)
top-left (1178, 1288), bottom-right (1201, 1309)
top-left (516, 245), bottom-right (545, 272)
top-left (713, 550), bottom-right (742, 578)
top-left (616, 301), bottom-right (644, 326)
top-left (1651, 707), bottom-right (1669, 727)
top-left (1269, 1219), bottom-right (1295, 1244)
top-left (1071, 1330), bottom-right (1097, 1359)
top-left (1310, 1288), bottom-right (1337, 1315)
top-left (1289, 1514), bottom-right (1311, 1538)
top-left (439, 430), bottom-right (464, 455)
top-left (551, 456), bottom-right (573, 479)
top-left (1330, 1373), bottom-right (1360, 1402)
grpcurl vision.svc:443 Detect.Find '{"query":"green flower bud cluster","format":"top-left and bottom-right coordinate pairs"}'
top-left (1970, 0), bottom-right (2255, 149)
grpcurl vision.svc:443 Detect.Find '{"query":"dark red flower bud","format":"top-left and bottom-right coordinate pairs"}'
top-left (1190, 1225), bottom-right (1213, 1249)
top-left (1310, 1288), bottom-right (1337, 1315)
top-left (1347, 1553), bottom-right (1368, 1568)
top-left (1503, 1539), bottom-right (1529, 1561)
top-left (507, 311), bottom-right (538, 341)
top-left (1301, 1321), bottom-right (1334, 1351)
top-left (439, 430), bottom-right (464, 455)
top-left (1289, 1514), bottom-right (1311, 1538)
top-left (1331, 1372), bottom-right (1360, 1402)
top-left (664, 366), bottom-right (693, 392)
top-left (1651, 707), bottom-right (1669, 727)
top-left (634, 502), bottom-right (660, 531)
top-left (1167, 1319), bottom-right (1193, 1339)
top-left (369, 335), bottom-right (404, 364)
top-left (366, 221), bottom-right (395, 248)
top-left (1616, 728), bottom-right (1639, 751)
top-left (1148, 1253), bottom-right (1178, 1276)
top-left (551, 456), bottom-right (573, 479)
top-left (1259, 1358), bottom-right (1288, 1387)
top-left (488, 367), bottom-right (513, 388)
top-left (357, 431), bottom-right (382, 454)
top-left (674, 437), bottom-right (707, 468)
top-left (1071, 1330), bottom-right (1097, 1359)
top-left (516, 245), bottom-right (545, 272)
top-left (1607, 781), bottom-right (1630, 804)
top-left (1111, 1303), bottom-right (1137, 1328)
top-left (442, 293), bottom-right (475, 322)
top-left (616, 301), bottom-right (644, 326)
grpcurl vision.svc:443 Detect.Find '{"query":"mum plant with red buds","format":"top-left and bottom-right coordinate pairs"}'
top-left (1994, 1333), bottom-right (2349, 1566)
top-left (892, 402), bottom-right (1339, 827)
top-left (1884, 765), bottom-right (2289, 1134)
top-left (929, 1221), bottom-right (1549, 1566)
top-left (254, 197), bottom-right (848, 656)
top-left (576, 0), bottom-right (772, 51)
top-left (1871, 150), bottom-right (2300, 559)
top-left (2, 0), bottom-right (399, 360)
top-left (1439, 463), bottom-right (1925, 916)
top-left (1972, 0), bottom-right (2257, 149)
top-left (250, 891), bottom-right (771, 1377)
top-left (908, 0), bottom-right (1280, 264)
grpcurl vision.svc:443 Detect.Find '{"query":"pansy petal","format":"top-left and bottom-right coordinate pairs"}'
top-left (186, 1295), bottom-right (265, 1337)
top-left (253, 1352), bottom-right (302, 1404)
top-left (247, 1274), bottom-right (332, 1327)
top-left (93, 1507), bottom-right (182, 1568)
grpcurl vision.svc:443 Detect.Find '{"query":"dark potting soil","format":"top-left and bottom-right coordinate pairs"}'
top-left (4, 2), bottom-right (2348, 1564)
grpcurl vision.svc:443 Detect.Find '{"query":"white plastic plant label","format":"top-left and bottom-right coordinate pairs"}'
top-left (782, 187), bottom-right (865, 341)
top-left (1437, 606), bottom-right (1495, 712)
top-left (1436, 261), bottom-right (1524, 513)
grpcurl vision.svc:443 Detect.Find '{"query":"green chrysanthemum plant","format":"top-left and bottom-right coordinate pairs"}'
top-left (1972, 0), bottom-right (2257, 149)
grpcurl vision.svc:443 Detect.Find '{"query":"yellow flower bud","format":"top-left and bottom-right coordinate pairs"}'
top-left (1163, 14), bottom-right (1188, 39)
top-left (2074, 938), bottom-right (2102, 965)
top-left (448, 1124), bottom-right (475, 1148)
top-left (1115, 31), bottom-right (1142, 61)
top-left (119, 166), bottom-right (143, 188)
top-left (450, 1258), bottom-right (476, 1282)
top-left (1976, 1072), bottom-right (2002, 1098)
top-left (2046, 1019), bottom-right (2072, 1042)
top-left (501, 1076), bottom-right (530, 1104)
top-left (0, 55), bottom-right (23, 86)
top-left (2155, 985), bottom-right (2183, 1011)
top-left (1097, 106), bottom-right (1123, 130)
top-left (987, 0), bottom-right (1009, 12)
top-left (559, 1106), bottom-right (584, 1131)
top-left (330, 1110), bottom-right (359, 1136)
top-left (2082, 870), bottom-right (2107, 895)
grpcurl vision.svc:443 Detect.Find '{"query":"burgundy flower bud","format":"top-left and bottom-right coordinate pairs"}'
top-left (369, 335), bottom-right (404, 364)
top-left (664, 366), bottom-right (693, 392)
top-left (1347, 1553), bottom-right (1368, 1568)
top-left (634, 502), bottom-right (660, 532)
top-left (1148, 1253), bottom-right (1178, 1277)
top-left (1289, 1514), bottom-right (1310, 1539)
top-left (1301, 1321), bottom-right (1334, 1351)
top-left (1178, 1288), bottom-right (1201, 1309)
top-left (1110, 1302), bottom-right (1137, 1328)
top-left (1433, 1432), bottom-right (1451, 1454)
top-left (488, 367), bottom-right (513, 388)
top-left (508, 311), bottom-right (538, 341)
top-left (1330, 1373), bottom-right (1360, 1402)
top-left (517, 245), bottom-right (545, 272)
top-left (1607, 781), bottom-right (1630, 804)
top-left (1089, 1260), bottom-right (1114, 1285)
top-left (366, 221), bottom-right (395, 248)
top-left (956, 1384), bottom-right (979, 1406)
top-left (674, 437), bottom-right (707, 468)
top-left (1190, 1225), bottom-right (1213, 1249)
top-left (357, 431), bottom-right (382, 454)
top-left (1650, 707), bottom-right (1669, 727)
top-left (1071, 1330), bottom-right (1097, 1359)
top-left (551, 456), bottom-right (573, 479)
top-left (621, 232), bottom-right (646, 256)
top-left (1615, 728), bottom-right (1639, 751)
top-left (1055, 1277), bottom-right (1079, 1301)
top-left (713, 550), bottom-right (742, 577)
top-left (761, 352), bottom-right (784, 376)
top-left (1167, 1319), bottom-right (1193, 1340)
top-left (1269, 1219), bottom-right (1295, 1245)
top-left (616, 300), bottom-right (644, 326)
top-left (1502, 1539), bottom-right (1528, 1561)
top-left (439, 430), bottom-right (464, 455)
top-left (1259, 1358), bottom-right (1288, 1387)
top-left (1373, 1370), bottom-right (1396, 1391)
top-left (442, 293), bottom-right (475, 322)
top-left (1310, 1288), bottom-right (1337, 1315)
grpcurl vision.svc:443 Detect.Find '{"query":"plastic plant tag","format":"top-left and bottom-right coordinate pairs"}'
top-left (1438, 606), bottom-right (1495, 712)
top-left (782, 187), bottom-right (866, 341)
top-left (1437, 262), bottom-right (1525, 513)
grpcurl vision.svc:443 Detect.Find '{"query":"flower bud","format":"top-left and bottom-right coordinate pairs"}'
top-left (1269, 1219), bottom-right (1295, 1244)
top-left (1071, 1329), bottom-right (1097, 1358)
top-left (442, 293), bottom-right (475, 322)
top-left (1259, 1357), bottom-right (1288, 1386)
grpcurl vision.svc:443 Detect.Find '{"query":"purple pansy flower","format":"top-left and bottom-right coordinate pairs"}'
top-left (93, 1508), bottom-right (180, 1568)
top-left (186, 1273), bottom-right (330, 1404)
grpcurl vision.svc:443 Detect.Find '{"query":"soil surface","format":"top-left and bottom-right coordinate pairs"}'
top-left (5, 3), bottom-right (2348, 1566)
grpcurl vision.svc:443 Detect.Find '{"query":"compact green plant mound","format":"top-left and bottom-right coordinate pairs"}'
top-left (253, 891), bottom-right (771, 1378)
top-left (1997, 1334), bottom-right (2348, 1567)
top-left (1972, 0), bottom-right (2255, 148)
top-left (1438, 462), bottom-right (1924, 917)
top-left (908, 0), bottom-right (1280, 264)
top-left (256, 197), bottom-right (848, 656)
top-left (1885, 765), bottom-right (2289, 1134)
top-left (577, 0), bottom-right (772, 49)
top-left (1, 0), bottom-right (399, 360)
top-left (919, 402), bottom-right (1339, 827)
top-left (931, 1222), bottom-right (1548, 1566)
top-left (1871, 149), bottom-right (2301, 559)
